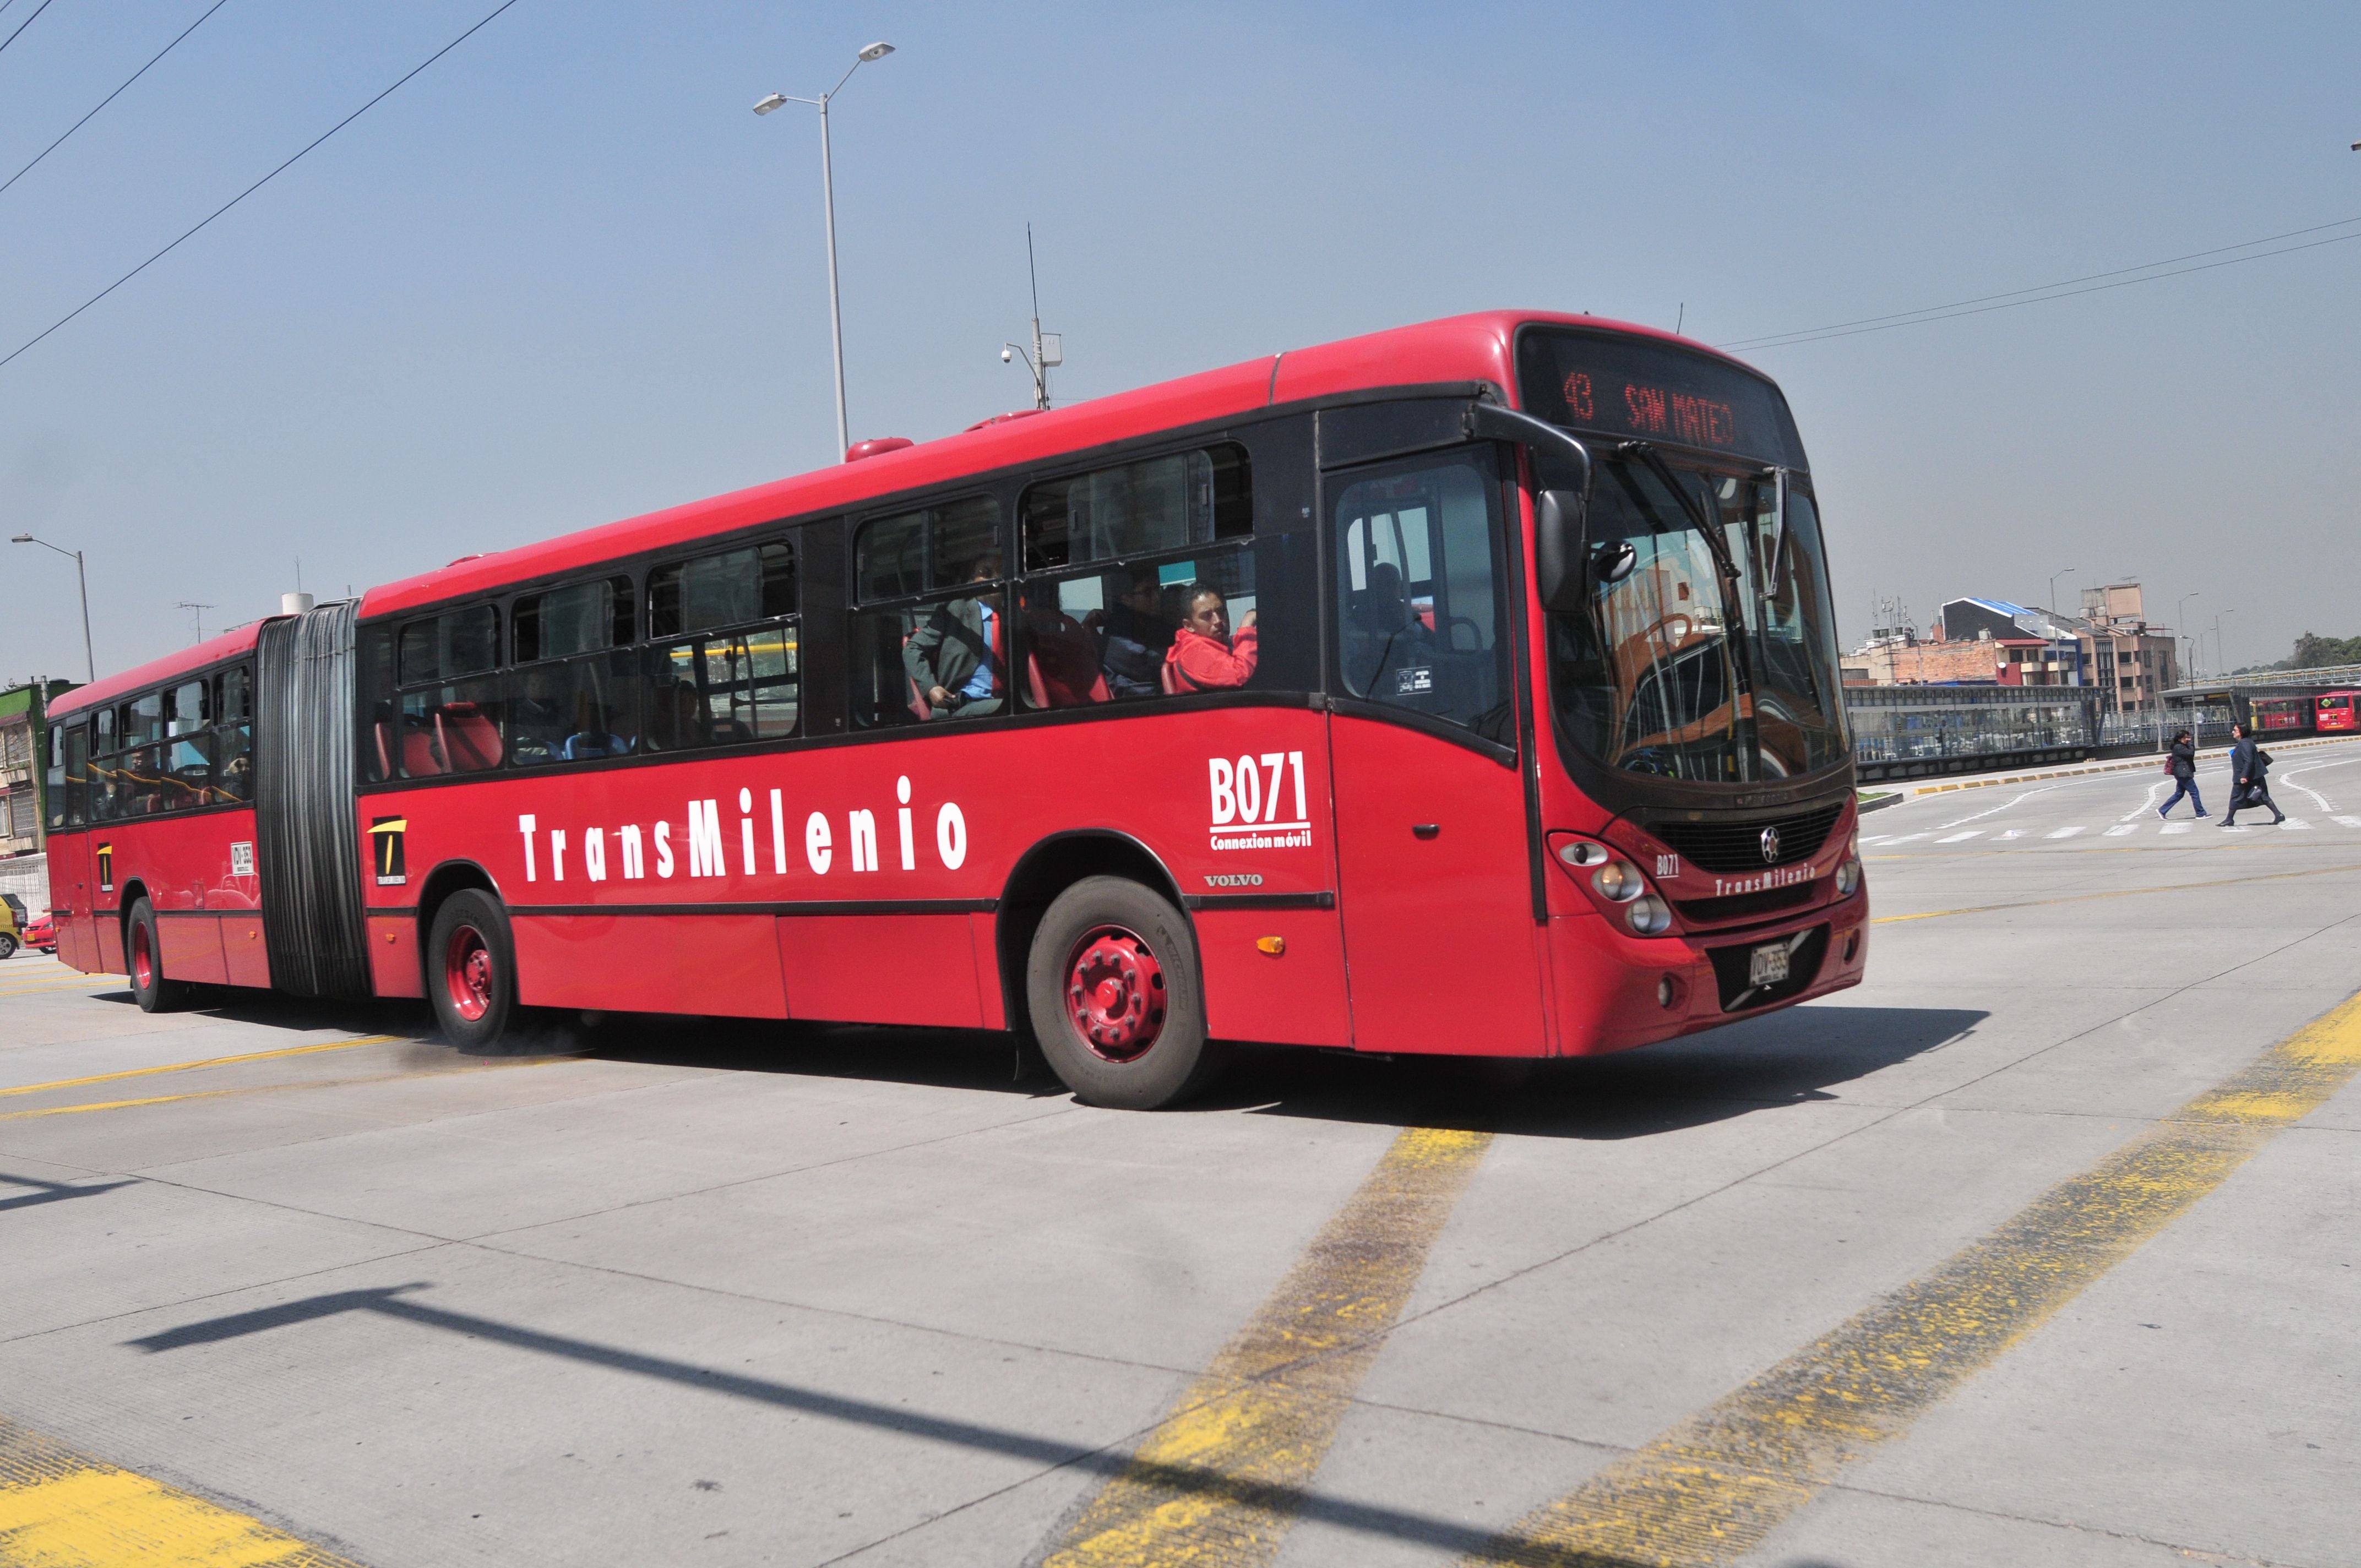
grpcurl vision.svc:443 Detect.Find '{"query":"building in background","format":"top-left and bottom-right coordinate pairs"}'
top-left (1938, 598), bottom-right (2087, 685)
top-left (1, 679), bottom-right (77, 862)
top-left (2074, 581), bottom-right (2178, 715)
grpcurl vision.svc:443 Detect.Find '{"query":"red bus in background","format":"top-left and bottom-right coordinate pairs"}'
top-left (2316, 692), bottom-right (2359, 733)
top-left (2245, 695), bottom-right (2314, 734)
top-left (42, 312), bottom-right (1866, 1108)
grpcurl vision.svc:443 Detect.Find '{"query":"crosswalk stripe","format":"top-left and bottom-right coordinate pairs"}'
top-left (2283, 819), bottom-right (2313, 830)
top-left (2161, 823), bottom-right (2193, 835)
top-left (1936, 830), bottom-right (1983, 843)
top-left (2103, 824), bottom-right (2139, 836)
top-left (2335, 815), bottom-right (2361, 829)
top-left (1997, 829), bottom-right (2025, 840)
top-left (2047, 826), bottom-right (2086, 839)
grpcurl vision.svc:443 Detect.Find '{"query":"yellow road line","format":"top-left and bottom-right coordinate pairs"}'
top-left (1045, 1126), bottom-right (1493, 1568)
top-left (1461, 988), bottom-right (2361, 1567)
top-left (0, 1061), bottom-right (556, 1123)
top-left (0, 1037), bottom-right (406, 1102)
top-left (1871, 858), bottom-right (2361, 926)
top-left (0, 1413), bottom-right (360, 1566)
top-left (0, 978), bottom-right (127, 999)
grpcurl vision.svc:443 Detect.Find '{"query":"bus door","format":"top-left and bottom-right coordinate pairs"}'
top-left (1324, 448), bottom-right (1547, 1055)
top-left (47, 719), bottom-right (96, 972)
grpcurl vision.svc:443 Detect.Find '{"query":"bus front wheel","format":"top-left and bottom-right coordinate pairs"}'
top-left (1026, 876), bottom-right (1223, 1110)
top-left (429, 891), bottom-right (516, 1050)
top-left (127, 899), bottom-right (189, 1012)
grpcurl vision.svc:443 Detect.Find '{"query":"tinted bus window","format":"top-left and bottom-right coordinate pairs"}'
top-left (516, 575), bottom-right (634, 662)
top-left (124, 692), bottom-right (165, 748)
top-left (639, 540), bottom-right (801, 753)
top-left (398, 605), bottom-right (499, 687)
top-left (854, 498), bottom-right (999, 603)
top-left (1020, 446), bottom-right (1250, 572)
top-left (649, 543), bottom-right (795, 639)
top-left (213, 663), bottom-right (254, 803)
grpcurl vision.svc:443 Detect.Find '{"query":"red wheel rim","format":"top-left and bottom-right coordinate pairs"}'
top-left (132, 921), bottom-right (154, 990)
top-left (1064, 924), bottom-right (1168, 1064)
top-left (444, 923), bottom-right (495, 1023)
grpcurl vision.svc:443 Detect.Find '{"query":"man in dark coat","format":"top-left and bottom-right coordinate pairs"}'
top-left (904, 555), bottom-right (1004, 718)
top-left (2158, 728), bottom-right (2206, 818)
top-left (2221, 723), bottom-right (2286, 826)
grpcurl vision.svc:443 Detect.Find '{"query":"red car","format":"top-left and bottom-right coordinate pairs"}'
top-left (23, 912), bottom-right (57, 955)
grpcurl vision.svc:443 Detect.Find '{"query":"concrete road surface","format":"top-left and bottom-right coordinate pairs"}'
top-left (2, 742), bottom-right (2357, 1566)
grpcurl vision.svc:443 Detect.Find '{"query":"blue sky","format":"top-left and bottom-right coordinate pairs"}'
top-left (3, 1), bottom-right (2356, 680)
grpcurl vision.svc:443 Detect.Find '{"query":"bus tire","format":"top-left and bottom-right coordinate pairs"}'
top-left (127, 899), bottom-right (189, 1012)
top-left (1026, 875), bottom-right (1223, 1110)
top-left (428, 890), bottom-right (518, 1051)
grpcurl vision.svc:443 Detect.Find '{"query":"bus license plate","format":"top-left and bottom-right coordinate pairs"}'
top-left (1748, 943), bottom-right (1790, 988)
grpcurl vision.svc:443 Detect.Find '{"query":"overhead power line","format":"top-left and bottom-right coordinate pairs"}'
top-left (1, 0), bottom-right (232, 200)
top-left (0, 0), bottom-right (523, 374)
top-left (0, 0), bottom-right (56, 57)
top-left (1718, 215), bottom-right (2361, 353)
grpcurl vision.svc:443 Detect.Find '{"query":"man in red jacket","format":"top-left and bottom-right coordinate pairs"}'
top-left (1165, 587), bottom-right (1258, 691)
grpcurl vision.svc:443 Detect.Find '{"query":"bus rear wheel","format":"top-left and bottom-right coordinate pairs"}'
top-left (1026, 876), bottom-right (1222, 1109)
top-left (429, 890), bottom-right (516, 1050)
top-left (127, 899), bottom-right (189, 1012)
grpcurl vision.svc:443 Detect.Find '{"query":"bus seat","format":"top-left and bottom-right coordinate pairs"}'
top-left (1026, 612), bottom-right (1111, 709)
top-left (374, 722), bottom-right (394, 780)
top-left (1160, 660), bottom-right (1183, 696)
top-left (401, 725), bottom-right (448, 777)
top-left (437, 706), bottom-right (504, 772)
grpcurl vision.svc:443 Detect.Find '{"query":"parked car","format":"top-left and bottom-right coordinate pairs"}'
top-left (23, 911), bottom-right (57, 955)
top-left (0, 892), bottom-right (21, 960)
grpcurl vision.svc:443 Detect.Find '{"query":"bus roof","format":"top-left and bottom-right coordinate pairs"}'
top-left (358, 310), bottom-right (1755, 620)
top-left (49, 622), bottom-right (260, 721)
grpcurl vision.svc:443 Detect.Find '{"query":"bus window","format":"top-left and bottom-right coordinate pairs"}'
top-left (1020, 445), bottom-right (1250, 572)
top-left (649, 544), bottom-right (793, 640)
top-left (516, 575), bottom-right (634, 663)
top-left (213, 664), bottom-right (254, 803)
top-left (394, 605), bottom-right (505, 777)
top-left (852, 591), bottom-right (1008, 726)
top-left (1332, 456), bottom-right (1510, 742)
top-left (513, 650), bottom-right (643, 765)
top-left (1018, 553), bottom-right (1257, 708)
top-left (854, 499), bottom-right (999, 603)
top-left (398, 604), bottom-right (500, 687)
top-left (124, 691), bottom-right (166, 749)
top-left (644, 629), bottom-right (798, 750)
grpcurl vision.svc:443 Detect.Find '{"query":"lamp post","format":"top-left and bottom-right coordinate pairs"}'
top-left (755, 41), bottom-right (897, 461)
top-left (2177, 591), bottom-right (2199, 689)
top-left (2212, 610), bottom-right (2234, 680)
top-left (2048, 566), bottom-right (2076, 611)
top-left (10, 533), bottom-right (94, 682)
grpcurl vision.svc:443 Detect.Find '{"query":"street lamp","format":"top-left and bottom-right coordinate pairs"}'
top-left (755, 40), bottom-right (897, 460)
top-left (2177, 591), bottom-right (2199, 687)
top-left (2212, 610), bottom-right (2234, 679)
top-left (10, 533), bottom-right (94, 682)
top-left (2047, 566), bottom-right (2076, 611)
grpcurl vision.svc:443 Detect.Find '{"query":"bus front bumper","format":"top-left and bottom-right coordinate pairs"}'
top-left (1548, 887), bottom-right (1869, 1056)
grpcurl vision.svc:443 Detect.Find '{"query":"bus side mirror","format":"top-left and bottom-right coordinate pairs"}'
top-left (1536, 489), bottom-right (1588, 612)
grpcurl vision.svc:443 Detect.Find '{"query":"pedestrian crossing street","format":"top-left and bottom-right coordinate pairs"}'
top-left (1869, 816), bottom-right (2340, 848)
top-left (1856, 738), bottom-right (2361, 854)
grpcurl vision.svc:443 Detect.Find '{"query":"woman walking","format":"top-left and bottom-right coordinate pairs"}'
top-left (2159, 728), bottom-right (2207, 818)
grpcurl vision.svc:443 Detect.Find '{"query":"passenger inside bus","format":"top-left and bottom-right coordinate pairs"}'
top-left (904, 554), bottom-right (1005, 718)
top-left (1089, 570), bottom-right (1172, 700)
top-left (1165, 587), bottom-right (1258, 692)
top-left (644, 679), bottom-right (709, 751)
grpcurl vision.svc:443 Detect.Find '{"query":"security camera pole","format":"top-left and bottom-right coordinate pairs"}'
top-left (754, 41), bottom-right (896, 460)
top-left (1001, 225), bottom-right (1060, 411)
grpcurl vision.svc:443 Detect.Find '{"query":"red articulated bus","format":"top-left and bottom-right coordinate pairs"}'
top-left (2245, 695), bottom-right (2315, 735)
top-left (2315, 692), bottom-right (2359, 733)
top-left (41, 312), bottom-right (1866, 1108)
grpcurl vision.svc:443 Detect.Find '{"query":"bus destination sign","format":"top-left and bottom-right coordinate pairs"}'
top-left (1515, 327), bottom-right (1803, 468)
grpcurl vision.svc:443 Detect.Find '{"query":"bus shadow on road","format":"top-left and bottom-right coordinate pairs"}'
top-left (561, 1003), bottom-right (1988, 1138)
top-left (1207, 1003), bottom-right (1990, 1139)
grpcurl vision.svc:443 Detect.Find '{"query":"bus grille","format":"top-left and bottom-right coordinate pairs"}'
top-left (1649, 802), bottom-right (1846, 874)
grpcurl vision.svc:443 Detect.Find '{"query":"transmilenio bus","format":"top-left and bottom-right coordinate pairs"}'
top-left (42, 312), bottom-right (1866, 1108)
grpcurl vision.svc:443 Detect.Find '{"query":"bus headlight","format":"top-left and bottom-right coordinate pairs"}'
top-left (1591, 859), bottom-right (1644, 902)
top-left (1625, 893), bottom-right (1672, 935)
top-left (1836, 857), bottom-right (1862, 897)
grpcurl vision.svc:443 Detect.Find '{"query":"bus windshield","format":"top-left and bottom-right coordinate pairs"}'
top-left (1545, 453), bottom-right (1848, 783)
